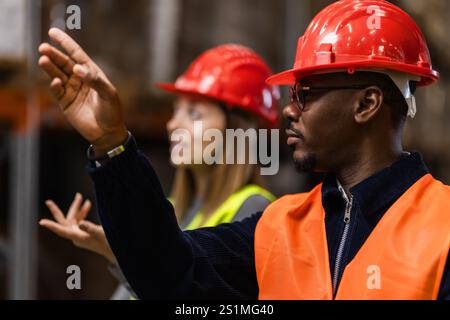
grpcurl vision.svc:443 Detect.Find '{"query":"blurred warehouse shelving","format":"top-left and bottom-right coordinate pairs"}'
top-left (0, 0), bottom-right (449, 299)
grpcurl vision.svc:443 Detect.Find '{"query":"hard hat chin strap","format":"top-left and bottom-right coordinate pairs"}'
top-left (406, 95), bottom-right (417, 119)
top-left (359, 69), bottom-right (420, 119)
top-left (384, 71), bottom-right (419, 119)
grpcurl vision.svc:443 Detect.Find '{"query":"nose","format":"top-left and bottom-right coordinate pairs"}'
top-left (166, 116), bottom-right (179, 135)
top-left (282, 103), bottom-right (301, 123)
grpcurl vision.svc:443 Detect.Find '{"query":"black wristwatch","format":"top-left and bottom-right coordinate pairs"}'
top-left (87, 131), bottom-right (133, 163)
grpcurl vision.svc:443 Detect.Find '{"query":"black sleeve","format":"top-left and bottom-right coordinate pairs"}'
top-left (88, 138), bottom-right (261, 300)
top-left (438, 252), bottom-right (450, 300)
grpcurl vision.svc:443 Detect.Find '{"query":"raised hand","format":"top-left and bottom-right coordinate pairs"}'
top-left (40, 193), bottom-right (117, 265)
top-left (38, 28), bottom-right (128, 156)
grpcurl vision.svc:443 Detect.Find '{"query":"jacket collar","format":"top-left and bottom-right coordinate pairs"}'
top-left (322, 152), bottom-right (429, 217)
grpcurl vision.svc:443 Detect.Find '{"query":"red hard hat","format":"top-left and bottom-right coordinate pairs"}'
top-left (267, 0), bottom-right (439, 87)
top-left (157, 45), bottom-right (280, 128)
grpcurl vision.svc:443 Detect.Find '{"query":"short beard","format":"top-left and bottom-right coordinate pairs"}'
top-left (294, 152), bottom-right (318, 172)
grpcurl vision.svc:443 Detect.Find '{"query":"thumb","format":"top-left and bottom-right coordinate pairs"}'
top-left (79, 221), bottom-right (104, 239)
top-left (73, 64), bottom-right (115, 99)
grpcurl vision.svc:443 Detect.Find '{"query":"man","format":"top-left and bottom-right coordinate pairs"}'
top-left (38, 0), bottom-right (450, 299)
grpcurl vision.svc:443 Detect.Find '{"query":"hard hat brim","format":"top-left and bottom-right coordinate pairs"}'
top-left (156, 82), bottom-right (194, 96)
top-left (156, 82), bottom-right (279, 128)
top-left (266, 61), bottom-right (439, 87)
top-left (156, 82), bottom-right (221, 101)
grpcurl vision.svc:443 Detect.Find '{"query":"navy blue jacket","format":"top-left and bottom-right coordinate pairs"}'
top-left (88, 138), bottom-right (450, 299)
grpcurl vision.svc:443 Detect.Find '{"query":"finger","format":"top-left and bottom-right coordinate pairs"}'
top-left (45, 200), bottom-right (68, 225)
top-left (46, 29), bottom-right (115, 99)
top-left (49, 77), bottom-right (65, 100)
top-left (38, 55), bottom-right (69, 83)
top-left (72, 64), bottom-right (116, 99)
top-left (54, 75), bottom-right (83, 111)
top-left (79, 221), bottom-right (104, 239)
top-left (39, 219), bottom-right (80, 241)
top-left (48, 28), bottom-right (90, 65)
top-left (38, 43), bottom-right (75, 75)
top-left (76, 199), bottom-right (92, 221)
top-left (67, 193), bottom-right (83, 221)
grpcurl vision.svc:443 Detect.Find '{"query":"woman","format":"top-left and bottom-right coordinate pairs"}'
top-left (40, 44), bottom-right (279, 299)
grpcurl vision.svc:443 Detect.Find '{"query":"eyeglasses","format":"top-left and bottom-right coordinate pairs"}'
top-left (289, 83), bottom-right (371, 112)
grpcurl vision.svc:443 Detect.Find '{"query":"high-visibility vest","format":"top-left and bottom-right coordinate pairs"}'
top-left (255, 174), bottom-right (450, 300)
top-left (185, 184), bottom-right (276, 230)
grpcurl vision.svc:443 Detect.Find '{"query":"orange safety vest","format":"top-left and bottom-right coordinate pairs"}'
top-left (255, 174), bottom-right (450, 300)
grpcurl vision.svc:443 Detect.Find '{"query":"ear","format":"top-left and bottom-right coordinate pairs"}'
top-left (354, 86), bottom-right (384, 124)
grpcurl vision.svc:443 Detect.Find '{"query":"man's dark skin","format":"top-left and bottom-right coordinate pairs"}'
top-left (285, 72), bottom-right (407, 194)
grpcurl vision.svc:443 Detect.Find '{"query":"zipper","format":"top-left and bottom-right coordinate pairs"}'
top-left (332, 183), bottom-right (353, 298)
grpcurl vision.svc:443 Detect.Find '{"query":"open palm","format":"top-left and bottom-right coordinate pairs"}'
top-left (40, 193), bottom-right (117, 265)
top-left (38, 28), bottom-right (128, 154)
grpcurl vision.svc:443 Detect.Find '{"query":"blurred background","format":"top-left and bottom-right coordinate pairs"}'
top-left (0, 0), bottom-right (449, 299)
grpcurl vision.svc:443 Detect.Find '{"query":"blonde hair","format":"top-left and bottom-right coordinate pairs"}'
top-left (170, 108), bottom-right (265, 223)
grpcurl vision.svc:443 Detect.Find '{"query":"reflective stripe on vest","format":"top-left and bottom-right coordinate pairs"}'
top-left (255, 174), bottom-right (450, 300)
top-left (185, 184), bottom-right (276, 230)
